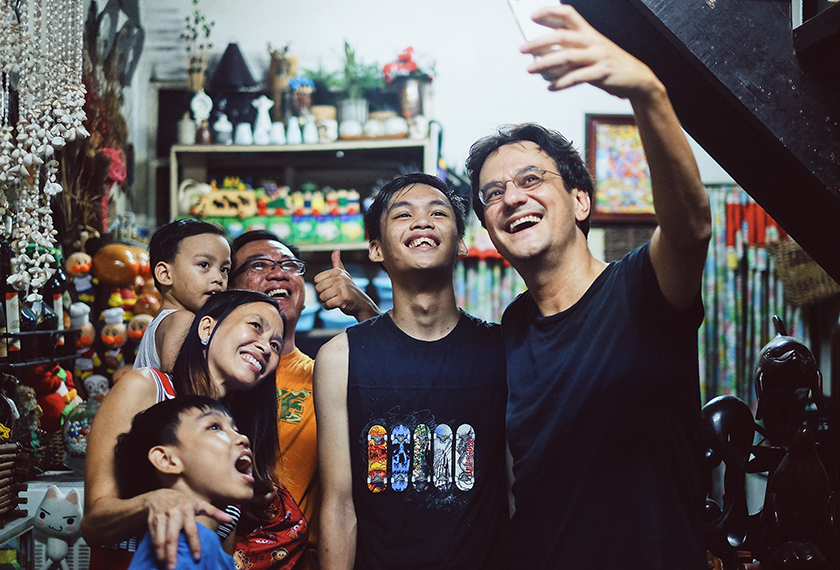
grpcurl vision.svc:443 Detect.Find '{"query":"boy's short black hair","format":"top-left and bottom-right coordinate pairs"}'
top-left (114, 395), bottom-right (233, 499)
top-left (363, 172), bottom-right (467, 243)
top-left (149, 219), bottom-right (228, 290)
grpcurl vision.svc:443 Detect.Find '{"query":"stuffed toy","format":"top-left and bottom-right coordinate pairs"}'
top-left (32, 485), bottom-right (83, 570)
top-left (22, 364), bottom-right (67, 433)
top-left (65, 252), bottom-right (93, 303)
top-left (82, 374), bottom-right (109, 403)
top-left (125, 313), bottom-right (152, 365)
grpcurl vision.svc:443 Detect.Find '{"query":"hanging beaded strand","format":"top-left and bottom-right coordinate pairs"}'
top-left (0, 0), bottom-right (88, 298)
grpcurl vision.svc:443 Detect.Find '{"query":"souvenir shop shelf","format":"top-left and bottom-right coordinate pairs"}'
top-left (0, 329), bottom-right (80, 372)
top-left (169, 137), bottom-right (438, 251)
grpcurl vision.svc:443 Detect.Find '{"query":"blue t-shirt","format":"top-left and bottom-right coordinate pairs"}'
top-left (502, 244), bottom-right (707, 569)
top-left (127, 522), bottom-right (233, 570)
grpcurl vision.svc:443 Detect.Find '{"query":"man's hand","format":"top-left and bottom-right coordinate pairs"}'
top-left (520, 4), bottom-right (661, 102)
top-left (314, 250), bottom-right (380, 322)
top-left (145, 489), bottom-right (233, 570)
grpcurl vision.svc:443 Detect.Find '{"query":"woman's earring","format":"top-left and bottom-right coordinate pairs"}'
top-left (201, 336), bottom-right (210, 346)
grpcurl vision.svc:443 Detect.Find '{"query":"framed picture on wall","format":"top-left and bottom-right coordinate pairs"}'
top-left (585, 114), bottom-right (656, 223)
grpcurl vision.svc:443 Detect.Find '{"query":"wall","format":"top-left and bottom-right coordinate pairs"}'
top-left (125, 0), bottom-right (732, 226)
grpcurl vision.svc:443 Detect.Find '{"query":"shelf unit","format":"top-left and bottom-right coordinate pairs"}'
top-left (168, 136), bottom-right (439, 239)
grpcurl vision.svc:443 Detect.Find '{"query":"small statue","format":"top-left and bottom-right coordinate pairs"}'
top-left (701, 395), bottom-right (756, 560)
top-left (253, 95), bottom-right (274, 145)
top-left (754, 316), bottom-right (824, 450)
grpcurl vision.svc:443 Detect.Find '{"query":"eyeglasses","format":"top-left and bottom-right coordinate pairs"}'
top-left (232, 257), bottom-right (307, 278)
top-left (478, 167), bottom-right (562, 206)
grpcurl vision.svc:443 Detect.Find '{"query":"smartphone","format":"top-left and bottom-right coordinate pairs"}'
top-left (507, 0), bottom-right (556, 42)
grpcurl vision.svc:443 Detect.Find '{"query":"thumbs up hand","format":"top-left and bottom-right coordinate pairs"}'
top-left (313, 250), bottom-right (380, 322)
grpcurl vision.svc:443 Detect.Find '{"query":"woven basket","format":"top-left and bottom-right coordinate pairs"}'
top-left (766, 238), bottom-right (840, 306)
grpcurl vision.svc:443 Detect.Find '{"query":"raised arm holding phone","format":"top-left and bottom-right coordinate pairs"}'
top-left (464, 3), bottom-right (711, 569)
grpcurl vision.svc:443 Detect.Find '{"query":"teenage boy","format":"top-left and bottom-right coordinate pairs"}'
top-left (134, 219), bottom-right (230, 371)
top-left (231, 230), bottom-right (379, 570)
top-left (464, 6), bottom-right (712, 569)
top-left (113, 396), bottom-right (254, 569)
top-left (315, 173), bottom-right (509, 570)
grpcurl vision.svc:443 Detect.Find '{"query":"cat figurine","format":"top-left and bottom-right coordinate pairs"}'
top-left (32, 485), bottom-right (83, 570)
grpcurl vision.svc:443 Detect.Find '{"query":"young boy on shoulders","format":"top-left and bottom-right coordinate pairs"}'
top-left (114, 395), bottom-right (255, 569)
top-left (133, 219), bottom-right (230, 371)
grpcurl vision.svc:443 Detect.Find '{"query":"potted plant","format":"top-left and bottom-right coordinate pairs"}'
top-left (382, 47), bottom-right (435, 118)
top-left (181, 0), bottom-right (214, 91)
top-left (304, 60), bottom-right (342, 107)
top-left (334, 41), bottom-right (383, 127)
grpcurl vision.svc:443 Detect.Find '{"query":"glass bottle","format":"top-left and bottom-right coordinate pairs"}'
top-left (43, 258), bottom-right (68, 355)
top-left (18, 299), bottom-right (37, 359)
top-left (31, 297), bottom-right (58, 360)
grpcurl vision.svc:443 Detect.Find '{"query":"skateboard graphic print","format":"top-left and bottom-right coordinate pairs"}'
top-left (412, 424), bottom-right (432, 492)
top-left (455, 423), bottom-right (476, 491)
top-left (433, 424), bottom-right (453, 490)
top-left (367, 424), bottom-right (388, 493)
top-left (391, 424), bottom-right (410, 492)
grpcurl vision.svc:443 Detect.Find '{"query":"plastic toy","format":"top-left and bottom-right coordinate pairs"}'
top-left (32, 485), bottom-right (83, 570)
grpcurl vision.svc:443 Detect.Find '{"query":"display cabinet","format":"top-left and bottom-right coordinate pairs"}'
top-left (168, 136), bottom-right (439, 251)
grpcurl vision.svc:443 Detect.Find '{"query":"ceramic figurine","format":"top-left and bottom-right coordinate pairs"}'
top-left (253, 95), bottom-right (274, 144)
top-left (286, 117), bottom-right (302, 144)
top-left (213, 113), bottom-right (233, 145)
top-left (270, 121), bottom-right (286, 144)
top-left (234, 122), bottom-right (254, 145)
top-left (302, 117), bottom-right (319, 144)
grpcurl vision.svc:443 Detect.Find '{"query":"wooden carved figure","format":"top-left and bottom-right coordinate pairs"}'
top-left (701, 394), bottom-right (756, 561)
top-left (754, 316), bottom-right (824, 449)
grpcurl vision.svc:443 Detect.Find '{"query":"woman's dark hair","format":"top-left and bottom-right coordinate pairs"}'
top-left (464, 123), bottom-right (594, 237)
top-left (149, 218), bottom-right (228, 290)
top-left (114, 396), bottom-right (232, 499)
top-left (364, 172), bottom-right (467, 242)
top-left (170, 289), bottom-right (286, 483)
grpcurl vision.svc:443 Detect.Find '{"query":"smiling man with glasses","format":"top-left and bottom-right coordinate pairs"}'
top-left (464, 5), bottom-right (712, 570)
top-left (230, 230), bottom-right (379, 570)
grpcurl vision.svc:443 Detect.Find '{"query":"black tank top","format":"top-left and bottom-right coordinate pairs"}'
top-left (347, 311), bottom-right (508, 570)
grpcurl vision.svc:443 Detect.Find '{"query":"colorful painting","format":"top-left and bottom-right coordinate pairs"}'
top-left (585, 114), bottom-right (655, 221)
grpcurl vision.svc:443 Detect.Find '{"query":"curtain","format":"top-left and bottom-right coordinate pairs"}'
top-left (699, 184), bottom-right (806, 409)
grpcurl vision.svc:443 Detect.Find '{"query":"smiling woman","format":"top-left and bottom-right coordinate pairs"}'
top-left (82, 289), bottom-right (296, 570)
